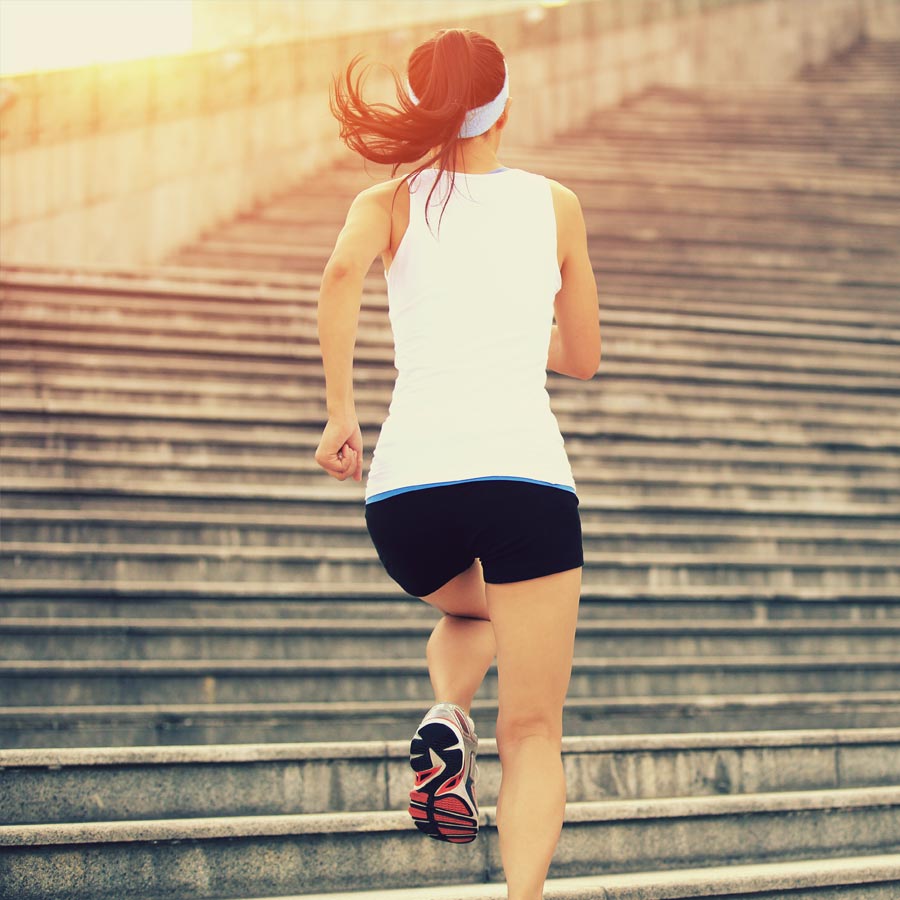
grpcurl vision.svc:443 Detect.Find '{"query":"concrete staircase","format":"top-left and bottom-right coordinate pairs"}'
top-left (1, 34), bottom-right (899, 900)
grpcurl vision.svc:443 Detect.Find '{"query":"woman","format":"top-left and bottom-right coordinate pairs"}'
top-left (315, 27), bottom-right (600, 900)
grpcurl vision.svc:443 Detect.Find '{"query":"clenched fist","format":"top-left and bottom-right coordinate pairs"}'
top-left (315, 417), bottom-right (363, 482)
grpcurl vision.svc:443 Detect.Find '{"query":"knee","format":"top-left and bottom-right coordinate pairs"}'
top-left (495, 710), bottom-right (563, 757)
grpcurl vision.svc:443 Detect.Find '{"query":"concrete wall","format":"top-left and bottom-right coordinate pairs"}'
top-left (1, 0), bottom-right (898, 269)
top-left (189, 0), bottom-right (548, 49)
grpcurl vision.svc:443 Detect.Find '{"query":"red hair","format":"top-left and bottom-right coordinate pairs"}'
top-left (329, 28), bottom-right (507, 237)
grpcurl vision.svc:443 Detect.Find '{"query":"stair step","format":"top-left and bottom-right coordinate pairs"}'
top-left (1, 788), bottom-right (897, 898)
top-left (5, 417), bottom-right (900, 471)
top-left (3, 362), bottom-right (899, 418)
top-left (4, 443), bottom-right (900, 482)
top-left (5, 480), bottom-right (900, 524)
top-left (6, 288), bottom-right (899, 345)
top-left (2, 583), bottom-right (897, 623)
top-left (4, 343), bottom-right (897, 394)
top-left (3, 692), bottom-right (899, 748)
top-left (4, 262), bottom-right (897, 319)
top-left (2, 617), bottom-right (898, 661)
top-left (5, 393), bottom-right (900, 448)
top-left (6, 446), bottom-right (900, 495)
top-left (4, 541), bottom-right (899, 589)
top-left (1, 728), bottom-right (896, 823)
top-left (4, 379), bottom-right (899, 433)
top-left (9, 332), bottom-right (894, 390)
top-left (5, 314), bottom-right (897, 367)
top-left (3, 256), bottom-right (896, 310)
top-left (4, 508), bottom-right (899, 556)
top-left (282, 854), bottom-right (900, 900)
top-left (1, 654), bottom-right (898, 706)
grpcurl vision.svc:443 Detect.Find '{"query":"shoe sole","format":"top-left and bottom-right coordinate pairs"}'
top-left (408, 718), bottom-right (478, 843)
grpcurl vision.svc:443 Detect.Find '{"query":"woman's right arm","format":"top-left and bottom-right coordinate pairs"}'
top-left (547, 181), bottom-right (601, 380)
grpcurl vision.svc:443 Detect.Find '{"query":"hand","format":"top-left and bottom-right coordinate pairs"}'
top-left (315, 416), bottom-right (363, 482)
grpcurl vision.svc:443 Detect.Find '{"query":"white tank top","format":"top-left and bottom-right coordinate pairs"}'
top-left (365, 165), bottom-right (577, 504)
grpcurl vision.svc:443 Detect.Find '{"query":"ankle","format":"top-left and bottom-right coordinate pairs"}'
top-left (433, 698), bottom-right (472, 717)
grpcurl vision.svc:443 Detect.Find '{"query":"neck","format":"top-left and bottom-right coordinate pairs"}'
top-left (429, 138), bottom-right (503, 174)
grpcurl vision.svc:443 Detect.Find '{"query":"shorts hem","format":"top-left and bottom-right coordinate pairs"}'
top-left (402, 558), bottom-right (477, 599)
top-left (483, 557), bottom-right (584, 586)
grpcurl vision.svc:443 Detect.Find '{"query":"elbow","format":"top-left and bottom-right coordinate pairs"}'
top-left (322, 261), bottom-right (352, 283)
top-left (575, 350), bottom-right (601, 380)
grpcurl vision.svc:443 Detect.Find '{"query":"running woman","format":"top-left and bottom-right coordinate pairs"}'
top-left (315, 27), bottom-right (601, 900)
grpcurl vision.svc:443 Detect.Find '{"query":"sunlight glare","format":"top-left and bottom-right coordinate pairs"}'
top-left (0, 0), bottom-right (193, 76)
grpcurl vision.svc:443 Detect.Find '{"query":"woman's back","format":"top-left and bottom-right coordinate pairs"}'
top-left (366, 165), bottom-right (576, 503)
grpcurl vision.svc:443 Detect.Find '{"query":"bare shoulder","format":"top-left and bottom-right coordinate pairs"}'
top-left (356, 175), bottom-right (409, 209)
top-left (546, 177), bottom-right (577, 200)
top-left (546, 178), bottom-right (585, 261)
top-left (546, 178), bottom-right (581, 217)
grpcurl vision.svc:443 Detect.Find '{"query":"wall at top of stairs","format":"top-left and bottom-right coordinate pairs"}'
top-left (1, 0), bottom-right (898, 269)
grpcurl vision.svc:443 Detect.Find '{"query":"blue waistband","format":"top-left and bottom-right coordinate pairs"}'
top-left (365, 475), bottom-right (576, 505)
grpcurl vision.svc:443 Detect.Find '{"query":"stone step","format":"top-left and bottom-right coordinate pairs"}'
top-left (4, 314), bottom-right (900, 391)
top-left (175, 226), bottom-right (900, 280)
top-left (7, 293), bottom-right (898, 357)
top-left (4, 343), bottom-right (898, 396)
top-left (5, 253), bottom-right (898, 313)
top-left (549, 140), bottom-right (900, 180)
top-left (508, 140), bottom-right (900, 195)
top-left (5, 421), bottom-right (899, 477)
top-left (2, 375), bottom-right (897, 438)
top-left (1, 727), bottom-right (895, 824)
top-left (1, 787), bottom-right (897, 899)
top-left (265, 854), bottom-right (900, 900)
top-left (4, 320), bottom-right (897, 382)
top-left (6, 394), bottom-right (900, 451)
top-left (3, 244), bottom-right (895, 297)
top-left (3, 542), bottom-right (898, 589)
top-left (3, 461), bottom-right (897, 511)
top-left (202, 226), bottom-right (898, 282)
top-left (524, 146), bottom-right (898, 195)
top-left (1, 336), bottom-right (896, 406)
top-left (1, 654), bottom-right (897, 706)
top-left (174, 237), bottom-right (896, 286)
top-left (1, 584), bottom-right (895, 623)
top-left (4, 691), bottom-right (898, 748)
top-left (0, 286), bottom-right (900, 356)
top-left (3, 507), bottom-right (899, 555)
top-left (3, 480), bottom-right (899, 524)
top-left (585, 109), bottom-right (897, 152)
top-left (14, 287), bottom-right (897, 349)
top-left (4, 447), bottom-right (899, 503)
top-left (3, 617), bottom-right (898, 662)
top-left (4, 316), bottom-right (897, 379)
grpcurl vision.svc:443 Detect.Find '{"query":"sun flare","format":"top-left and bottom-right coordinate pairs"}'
top-left (0, 0), bottom-right (193, 76)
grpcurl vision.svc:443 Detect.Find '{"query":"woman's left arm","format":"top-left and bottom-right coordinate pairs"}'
top-left (315, 186), bottom-right (391, 482)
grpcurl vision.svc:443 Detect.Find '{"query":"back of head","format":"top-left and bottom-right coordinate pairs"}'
top-left (329, 27), bottom-right (509, 236)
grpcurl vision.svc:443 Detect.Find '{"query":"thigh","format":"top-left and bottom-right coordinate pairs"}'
top-left (364, 487), bottom-right (475, 598)
top-left (486, 565), bottom-right (582, 742)
top-left (419, 557), bottom-right (489, 620)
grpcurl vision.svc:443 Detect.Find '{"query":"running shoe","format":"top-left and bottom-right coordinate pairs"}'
top-left (408, 701), bottom-right (479, 843)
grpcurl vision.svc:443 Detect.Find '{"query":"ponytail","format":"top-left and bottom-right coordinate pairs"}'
top-left (329, 28), bottom-right (507, 237)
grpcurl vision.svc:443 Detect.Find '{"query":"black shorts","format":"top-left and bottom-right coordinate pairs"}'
top-left (364, 479), bottom-right (583, 598)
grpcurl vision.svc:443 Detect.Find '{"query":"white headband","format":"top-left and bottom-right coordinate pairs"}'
top-left (406, 60), bottom-right (509, 138)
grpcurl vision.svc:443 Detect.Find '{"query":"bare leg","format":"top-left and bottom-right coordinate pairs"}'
top-left (419, 556), bottom-right (582, 900)
top-left (420, 557), bottom-right (496, 713)
top-left (486, 565), bottom-right (582, 900)
top-left (427, 615), bottom-right (495, 712)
